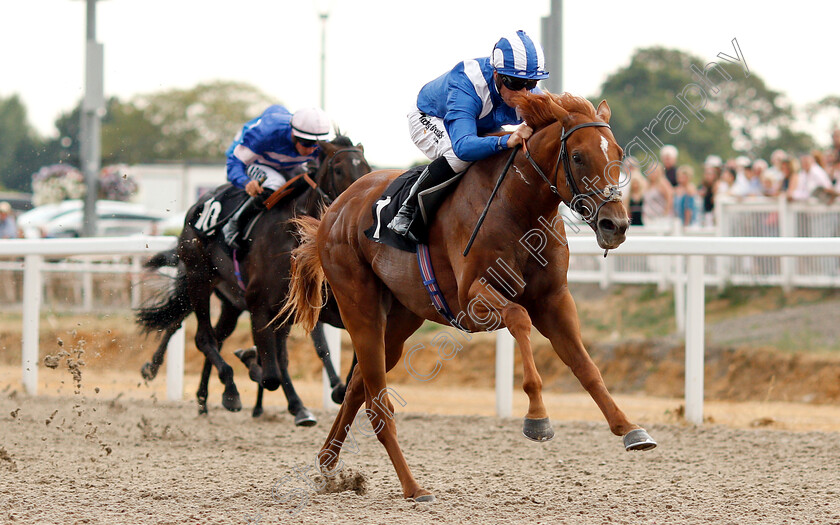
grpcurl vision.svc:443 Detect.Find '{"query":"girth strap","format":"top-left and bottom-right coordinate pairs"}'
top-left (416, 244), bottom-right (470, 333)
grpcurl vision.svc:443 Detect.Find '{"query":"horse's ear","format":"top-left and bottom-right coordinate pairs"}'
top-left (356, 143), bottom-right (364, 152)
top-left (596, 100), bottom-right (611, 123)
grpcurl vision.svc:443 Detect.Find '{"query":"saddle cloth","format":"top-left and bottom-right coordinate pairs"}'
top-left (364, 165), bottom-right (464, 253)
top-left (187, 184), bottom-right (249, 240)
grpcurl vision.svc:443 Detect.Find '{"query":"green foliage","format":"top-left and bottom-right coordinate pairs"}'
top-left (0, 95), bottom-right (50, 192)
top-left (593, 46), bottom-right (811, 172)
top-left (135, 81), bottom-right (278, 161)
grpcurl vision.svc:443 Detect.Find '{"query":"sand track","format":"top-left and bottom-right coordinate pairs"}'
top-left (2, 390), bottom-right (839, 524)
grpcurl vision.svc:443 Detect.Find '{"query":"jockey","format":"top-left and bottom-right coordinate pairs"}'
top-left (222, 105), bottom-right (330, 250)
top-left (388, 30), bottom-right (549, 240)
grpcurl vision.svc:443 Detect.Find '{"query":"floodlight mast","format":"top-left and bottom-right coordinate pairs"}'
top-left (80, 0), bottom-right (104, 236)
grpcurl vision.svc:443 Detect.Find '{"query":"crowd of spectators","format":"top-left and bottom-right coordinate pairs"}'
top-left (623, 130), bottom-right (840, 227)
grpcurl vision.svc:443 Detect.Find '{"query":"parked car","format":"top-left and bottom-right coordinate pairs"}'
top-left (16, 200), bottom-right (166, 238)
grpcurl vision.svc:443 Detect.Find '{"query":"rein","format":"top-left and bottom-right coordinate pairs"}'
top-left (522, 121), bottom-right (622, 224)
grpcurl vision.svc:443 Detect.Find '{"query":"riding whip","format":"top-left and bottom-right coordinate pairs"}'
top-left (463, 144), bottom-right (521, 257)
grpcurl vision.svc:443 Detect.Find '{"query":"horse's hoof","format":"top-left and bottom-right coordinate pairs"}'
top-left (198, 405), bottom-right (208, 416)
top-left (623, 428), bottom-right (657, 451)
top-left (222, 391), bottom-right (242, 412)
top-left (413, 494), bottom-right (435, 503)
top-left (140, 362), bottom-right (157, 381)
top-left (522, 417), bottom-right (555, 442)
top-left (294, 408), bottom-right (317, 427)
top-left (331, 383), bottom-right (346, 404)
top-left (252, 406), bottom-right (264, 418)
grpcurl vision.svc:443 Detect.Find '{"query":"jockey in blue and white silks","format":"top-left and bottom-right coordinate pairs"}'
top-left (388, 30), bottom-right (550, 240)
top-left (222, 105), bottom-right (330, 250)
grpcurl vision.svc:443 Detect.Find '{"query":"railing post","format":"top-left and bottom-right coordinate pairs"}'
top-left (685, 254), bottom-right (706, 425)
top-left (22, 254), bottom-right (43, 395)
top-left (495, 328), bottom-right (514, 418)
top-left (674, 255), bottom-right (686, 335)
top-left (323, 324), bottom-right (342, 410)
top-left (779, 196), bottom-right (794, 292)
top-left (166, 324), bottom-right (185, 401)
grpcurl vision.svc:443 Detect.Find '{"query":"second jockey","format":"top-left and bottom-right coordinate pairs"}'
top-left (222, 105), bottom-right (330, 250)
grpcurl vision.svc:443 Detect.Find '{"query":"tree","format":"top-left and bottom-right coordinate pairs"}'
top-left (593, 46), bottom-right (810, 173)
top-left (134, 81), bottom-right (278, 161)
top-left (0, 95), bottom-right (49, 192)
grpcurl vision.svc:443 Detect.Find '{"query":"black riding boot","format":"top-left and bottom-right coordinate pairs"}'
top-left (387, 156), bottom-right (457, 239)
top-left (222, 196), bottom-right (263, 250)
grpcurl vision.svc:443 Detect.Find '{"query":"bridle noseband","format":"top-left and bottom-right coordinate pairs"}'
top-left (522, 121), bottom-right (623, 224)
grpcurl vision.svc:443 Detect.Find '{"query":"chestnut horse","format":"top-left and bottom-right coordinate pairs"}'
top-left (281, 92), bottom-right (656, 501)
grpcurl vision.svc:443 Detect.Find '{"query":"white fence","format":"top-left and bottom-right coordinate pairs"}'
top-left (3, 234), bottom-right (840, 426)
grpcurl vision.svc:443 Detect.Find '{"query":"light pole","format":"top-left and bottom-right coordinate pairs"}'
top-left (79, 0), bottom-right (104, 236)
top-left (318, 8), bottom-right (328, 110)
top-left (541, 0), bottom-right (562, 94)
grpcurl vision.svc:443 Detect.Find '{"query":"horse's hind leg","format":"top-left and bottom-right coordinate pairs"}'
top-left (196, 359), bottom-right (212, 415)
top-left (533, 288), bottom-right (656, 451)
top-left (185, 281), bottom-right (242, 412)
top-left (327, 288), bottom-right (431, 501)
top-left (140, 324), bottom-right (179, 381)
top-left (309, 322), bottom-right (345, 404)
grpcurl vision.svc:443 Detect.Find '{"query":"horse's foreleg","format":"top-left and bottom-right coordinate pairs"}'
top-left (533, 288), bottom-right (656, 451)
top-left (213, 300), bottom-right (244, 411)
top-left (501, 304), bottom-right (554, 442)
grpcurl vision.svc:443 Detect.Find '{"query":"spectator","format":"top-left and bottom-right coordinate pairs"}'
top-left (660, 145), bottom-right (678, 186)
top-left (791, 154), bottom-right (832, 201)
top-left (716, 165), bottom-right (736, 198)
top-left (731, 161), bottom-right (761, 197)
top-left (624, 164), bottom-right (647, 226)
top-left (698, 155), bottom-right (722, 226)
top-left (765, 149), bottom-right (788, 185)
top-left (832, 129), bottom-right (840, 162)
top-left (673, 165), bottom-right (698, 226)
top-left (0, 202), bottom-right (17, 239)
top-left (780, 157), bottom-right (799, 201)
top-left (642, 164), bottom-right (673, 224)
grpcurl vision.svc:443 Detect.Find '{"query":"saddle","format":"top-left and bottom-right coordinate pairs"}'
top-left (364, 165), bottom-right (464, 253)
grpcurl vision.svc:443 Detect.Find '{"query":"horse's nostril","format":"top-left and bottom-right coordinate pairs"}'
top-left (598, 218), bottom-right (616, 233)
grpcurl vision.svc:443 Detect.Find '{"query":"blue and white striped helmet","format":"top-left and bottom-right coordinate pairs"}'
top-left (491, 30), bottom-right (549, 80)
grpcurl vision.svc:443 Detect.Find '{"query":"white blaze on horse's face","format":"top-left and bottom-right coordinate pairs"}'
top-left (600, 136), bottom-right (609, 162)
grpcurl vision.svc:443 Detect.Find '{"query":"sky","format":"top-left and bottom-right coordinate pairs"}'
top-left (1, 0), bottom-right (838, 169)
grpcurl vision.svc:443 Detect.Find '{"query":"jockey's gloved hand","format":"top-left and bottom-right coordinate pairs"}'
top-left (246, 164), bottom-right (269, 185)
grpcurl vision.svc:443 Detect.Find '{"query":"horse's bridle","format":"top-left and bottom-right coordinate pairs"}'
top-left (313, 147), bottom-right (367, 205)
top-left (522, 121), bottom-right (623, 224)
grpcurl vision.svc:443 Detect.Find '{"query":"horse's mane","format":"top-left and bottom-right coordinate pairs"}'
top-left (511, 91), bottom-right (598, 132)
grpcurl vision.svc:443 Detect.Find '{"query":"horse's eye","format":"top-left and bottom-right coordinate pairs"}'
top-left (572, 153), bottom-right (583, 164)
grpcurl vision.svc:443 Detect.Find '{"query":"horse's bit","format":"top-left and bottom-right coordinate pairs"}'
top-left (522, 121), bottom-right (623, 224)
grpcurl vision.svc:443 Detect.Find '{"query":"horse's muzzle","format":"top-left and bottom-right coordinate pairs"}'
top-left (596, 215), bottom-right (629, 250)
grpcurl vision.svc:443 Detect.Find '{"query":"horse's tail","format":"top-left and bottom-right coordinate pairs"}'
top-left (144, 247), bottom-right (179, 270)
top-left (276, 216), bottom-right (324, 332)
top-left (135, 270), bottom-right (192, 333)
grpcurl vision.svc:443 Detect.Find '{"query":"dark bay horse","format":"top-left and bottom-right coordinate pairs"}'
top-left (136, 135), bottom-right (369, 423)
top-left (281, 92), bottom-right (656, 501)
